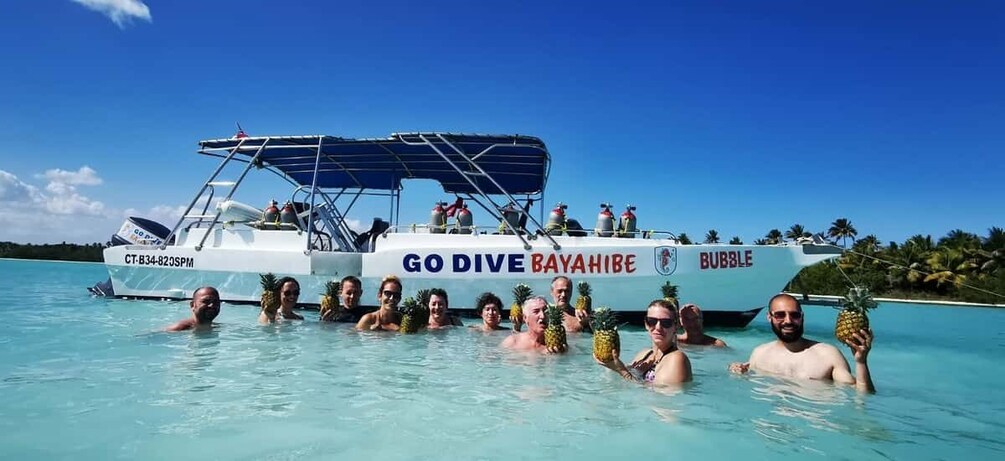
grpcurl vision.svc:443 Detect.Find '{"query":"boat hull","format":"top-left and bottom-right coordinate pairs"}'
top-left (103, 228), bottom-right (841, 327)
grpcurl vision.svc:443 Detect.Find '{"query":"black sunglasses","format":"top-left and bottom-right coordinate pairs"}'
top-left (382, 290), bottom-right (402, 298)
top-left (770, 311), bottom-right (803, 320)
top-left (645, 317), bottom-right (677, 329)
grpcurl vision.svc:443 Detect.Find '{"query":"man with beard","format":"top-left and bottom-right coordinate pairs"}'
top-left (729, 294), bottom-right (875, 393)
top-left (166, 287), bottom-right (221, 332)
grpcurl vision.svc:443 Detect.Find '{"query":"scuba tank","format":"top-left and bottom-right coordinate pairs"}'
top-left (546, 202), bottom-right (567, 236)
top-left (263, 200), bottom-right (280, 230)
top-left (617, 204), bottom-right (637, 238)
top-left (595, 202), bottom-right (614, 237)
top-left (498, 204), bottom-right (520, 234)
top-left (456, 204), bottom-right (473, 234)
top-left (280, 201), bottom-right (299, 230)
top-left (430, 201), bottom-right (447, 234)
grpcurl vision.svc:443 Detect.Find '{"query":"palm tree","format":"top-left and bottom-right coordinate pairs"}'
top-left (704, 229), bottom-right (720, 244)
top-left (765, 229), bottom-right (783, 245)
top-left (785, 224), bottom-right (810, 241)
top-left (729, 236), bottom-right (743, 245)
top-left (983, 227), bottom-right (1005, 251)
top-left (924, 248), bottom-right (975, 291)
top-left (753, 238), bottom-right (768, 245)
top-left (938, 229), bottom-right (981, 250)
top-left (827, 218), bottom-right (858, 247)
top-left (677, 233), bottom-right (692, 245)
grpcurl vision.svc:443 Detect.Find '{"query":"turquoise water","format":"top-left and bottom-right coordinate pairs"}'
top-left (1, 259), bottom-right (1002, 460)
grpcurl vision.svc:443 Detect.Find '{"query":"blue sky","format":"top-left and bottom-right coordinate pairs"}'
top-left (1, 0), bottom-right (1002, 245)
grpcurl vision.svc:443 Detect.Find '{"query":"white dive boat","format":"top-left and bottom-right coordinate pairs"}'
top-left (98, 132), bottom-right (842, 326)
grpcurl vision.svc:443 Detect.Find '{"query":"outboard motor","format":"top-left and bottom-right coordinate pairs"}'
top-left (595, 202), bottom-right (614, 237)
top-left (498, 204), bottom-right (520, 234)
top-left (280, 201), bottom-right (299, 230)
top-left (546, 202), bottom-right (567, 236)
top-left (617, 204), bottom-right (637, 238)
top-left (91, 216), bottom-right (172, 297)
top-left (430, 201), bottom-right (447, 234)
top-left (263, 200), bottom-right (280, 230)
top-left (456, 204), bottom-right (473, 234)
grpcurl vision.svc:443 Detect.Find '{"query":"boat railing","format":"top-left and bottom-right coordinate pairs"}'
top-left (384, 224), bottom-right (682, 242)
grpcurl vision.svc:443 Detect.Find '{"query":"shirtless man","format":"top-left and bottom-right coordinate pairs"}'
top-left (500, 296), bottom-right (566, 353)
top-left (550, 276), bottom-right (590, 333)
top-left (166, 287), bottom-right (221, 332)
top-left (729, 294), bottom-right (875, 393)
top-left (677, 303), bottom-right (727, 347)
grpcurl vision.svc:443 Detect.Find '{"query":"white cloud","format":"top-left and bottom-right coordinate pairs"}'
top-left (70, 0), bottom-right (151, 27)
top-left (40, 166), bottom-right (103, 186)
top-left (0, 170), bottom-right (43, 202)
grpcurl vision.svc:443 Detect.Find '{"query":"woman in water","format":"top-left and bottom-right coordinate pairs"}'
top-left (469, 292), bottom-right (505, 332)
top-left (259, 276), bottom-right (304, 324)
top-left (355, 275), bottom-right (403, 331)
top-left (427, 288), bottom-right (463, 329)
top-left (595, 299), bottom-right (692, 385)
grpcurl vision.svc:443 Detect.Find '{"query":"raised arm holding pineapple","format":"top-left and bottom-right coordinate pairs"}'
top-left (550, 276), bottom-right (590, 333)
top-left (594, 299), bottom-right (692, 385)
top-left (729, 292), bottom-right (876, 394)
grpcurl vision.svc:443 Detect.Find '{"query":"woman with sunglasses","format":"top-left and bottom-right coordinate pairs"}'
top-left (259, 276), bottom-right (304, 324)
top-left (355, 275), bottom-right (403, 331)
top-left (595, 299), bottom-right (692, 385)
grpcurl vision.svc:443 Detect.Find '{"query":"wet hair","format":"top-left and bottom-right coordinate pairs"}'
top-left (340, 275), bottom-right (362, 291)
top-left (768, 293), bottom-right (801, 312)
top-left (276, 277), bottom-right (300, 293)
top-left (475, 292), bottom-right (503, 315)
top-left (379, 275), bottom-right (402, 292)
top-left (648, 299), bottom-right (679, 323)
top-left (428, 288), bottom-right (449, 308)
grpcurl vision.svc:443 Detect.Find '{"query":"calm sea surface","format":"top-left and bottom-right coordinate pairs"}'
top-left (0, 259), bottom-right (1002, 460)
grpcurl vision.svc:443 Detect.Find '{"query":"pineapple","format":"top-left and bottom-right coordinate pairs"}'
top-left (399, 296), bottom-right (426, 334)
top-left (319, 280), bottom-right (341, 321)
top-left (660, 281), bottom-right (679, 309)
top-left (575, 281), bottom-right (592, 312)
top-left (591, 307), bottom-right (620, 362)
top-left (835, 286), bottom-right (878, 342)
top-left (544, 304), bottom-right (568, 353)
top-left (510, 283), bottom-right (532, 330)
top-left (414, 289), bottom-right (432, 326)
top-left (259, 273), bottom-right (280, 314)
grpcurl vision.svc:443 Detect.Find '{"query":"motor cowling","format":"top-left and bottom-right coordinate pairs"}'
top-left (280, 201), bottom-right (299, 230)
top-left (617, 204), bottom-right (637, 238)
top-left (456, 204), bottom-right (473, 234)
top-left (595, 202), bottom-right (614, 237)
top-left (430, 201), bottom-right (448, 234)
top-left (546, 202), bottom-right (568, 236)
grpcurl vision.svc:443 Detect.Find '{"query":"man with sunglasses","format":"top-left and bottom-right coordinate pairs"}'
top-left (729, 294), bottom-right (875, 393)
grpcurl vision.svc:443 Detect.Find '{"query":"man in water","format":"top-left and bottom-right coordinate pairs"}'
top-left (501, 296), bottom-right (566, 353)
top-left (729, 293), bottom-right (876, 393)
top-left (166, 286), bottom-right (221, 332)
top-left (321, 275), bottom-right (366, 323)
top-left (550, 276), bottom-right (590, 333)
top-left (677, 303), bottom-right (727, 347)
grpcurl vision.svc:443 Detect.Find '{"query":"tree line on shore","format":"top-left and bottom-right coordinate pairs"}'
top-left (4, 219), bottom-right (1003, 304)
top-left (685, 220), bottom-right (1005, 305)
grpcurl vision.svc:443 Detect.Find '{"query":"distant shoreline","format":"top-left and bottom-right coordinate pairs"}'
top-left (790, 292), bottom-right (1004, 309)
top-left (2, 258), bottom-right (1001, 308)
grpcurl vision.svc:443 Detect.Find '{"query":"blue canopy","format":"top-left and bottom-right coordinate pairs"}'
top-left (198, 132), bottom-right (550, 195)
